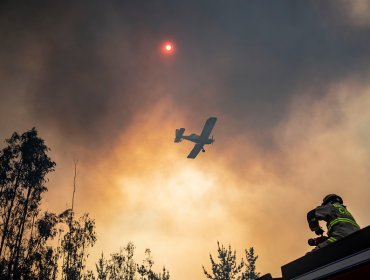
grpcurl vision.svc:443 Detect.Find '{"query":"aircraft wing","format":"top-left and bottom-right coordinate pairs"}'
top-left (200, 117), bottom-right (217, 140)
top-left (187, 143), bottom-right (203, 159)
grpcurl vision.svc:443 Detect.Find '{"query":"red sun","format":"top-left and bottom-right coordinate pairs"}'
top-left (162, 41), bottom-right (175, 55)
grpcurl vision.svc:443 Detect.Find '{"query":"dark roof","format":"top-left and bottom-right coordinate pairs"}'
top-left (257, 273), bottom-right (282, 280)
top-left (281, 225), bottom-right (370, 279)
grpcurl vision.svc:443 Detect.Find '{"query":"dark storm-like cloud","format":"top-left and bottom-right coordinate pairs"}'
top-left (0, 1), bottom-right (173, 147)
top-left (2, 3), bottom-right (370, 279)
top-left (167, 1), bottom-right (370, 127)
top-left (1, 1), bottom-right (370, 150)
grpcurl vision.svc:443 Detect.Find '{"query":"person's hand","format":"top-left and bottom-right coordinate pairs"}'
top-left (315, 227), bottom-right (324, 236)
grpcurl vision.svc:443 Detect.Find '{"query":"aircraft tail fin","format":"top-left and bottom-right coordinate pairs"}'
top-left (174, 128), bottom-right (185, 143)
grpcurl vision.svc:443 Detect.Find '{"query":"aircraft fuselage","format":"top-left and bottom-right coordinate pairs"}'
top-left (181, 134), bottom-right (214, 145)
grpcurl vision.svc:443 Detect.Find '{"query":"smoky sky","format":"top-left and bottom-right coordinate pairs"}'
top-left (1, 1), bottom-right (370, 148)
top-left (2, 2), bottom-right (370, 278)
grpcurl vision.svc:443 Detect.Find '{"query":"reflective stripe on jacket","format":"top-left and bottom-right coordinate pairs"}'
top-left (307, 203), bottom-right (360, 239)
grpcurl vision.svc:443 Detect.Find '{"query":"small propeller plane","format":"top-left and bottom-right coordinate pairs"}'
top-left (174, 117), bottom-right (217, 159)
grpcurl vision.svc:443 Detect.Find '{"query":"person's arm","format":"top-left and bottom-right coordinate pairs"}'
top-left (307, 209), bottom-right (321, 233)
top-left (307, 205), bottom-right (331, 235)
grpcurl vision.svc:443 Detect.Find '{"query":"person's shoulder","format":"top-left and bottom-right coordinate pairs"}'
top-left (332, 203), bottom-right (345, 208)
top-left (315, 204), bottom-right (332, 211)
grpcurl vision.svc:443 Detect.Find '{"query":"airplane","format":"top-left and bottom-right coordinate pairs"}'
top-left (174, 117), bottom-right (217, 159)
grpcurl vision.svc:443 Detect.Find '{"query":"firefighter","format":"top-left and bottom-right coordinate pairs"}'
top-left (307, 194), bottom-right (360, 249)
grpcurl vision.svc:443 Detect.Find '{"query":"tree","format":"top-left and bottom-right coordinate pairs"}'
top-left (95, 253), bottom-right (108, 280)
top-left (203, 243), bottom-right (260, 280)
top-left (23, 212), bottom-right (60, 279)
top-left (137, 249), bottom-right (170, 280)
top-left (203, 242), bottom-right (244, 280)
top-left (241, 247), bottom-right (260, 280)
top-left (107, 242), bottom-right (136, 280)
top-left (59, 210), bottom-right (97, 280)
top-left (1, 129), bottom-right (169, 279)
top-left (86, 243), bottom-right (171, 280)
top-left (0, 128), bottom-right (56, 278)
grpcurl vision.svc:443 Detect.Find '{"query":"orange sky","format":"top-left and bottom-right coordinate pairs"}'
top-left (1, 2), bottom-right (370, 279)
top-left (1, 75), bottom-right (370, 279)
top-left (37, 80), bottom-right (370, 279)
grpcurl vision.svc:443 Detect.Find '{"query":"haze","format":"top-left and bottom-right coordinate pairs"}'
top-left (1, 1), bottom-right (370, 278)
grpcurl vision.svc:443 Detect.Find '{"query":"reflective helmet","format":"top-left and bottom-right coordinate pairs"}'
top-left (322, 194), bottom-right (343, 205)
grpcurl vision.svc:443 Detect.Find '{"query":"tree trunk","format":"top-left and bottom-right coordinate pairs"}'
top-left (11, 185), bottom-right (33, 276)
top-left (0, 179), bottom-right (19, 257)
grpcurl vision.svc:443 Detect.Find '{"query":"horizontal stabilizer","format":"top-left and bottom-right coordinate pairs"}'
top-left (174, 128), bottom-right (185, 143)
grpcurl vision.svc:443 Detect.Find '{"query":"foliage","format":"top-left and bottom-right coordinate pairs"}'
top-left (86, 244), bottom-right (170, 280)
top-left (0, 129), bottom-right (97, 279)
top-left (203, 242), bottom-right (260, 280)
top-left (60, 210), bottom-right (97, 280)
top-left (0, 128), bottom-right (56, 278)
top-left (0, 129), bottom-right (169, 279)
top-left (137, 249), bottom-right (170, 280)
top-left (241, 247), bottom-right (260, 280)
top-left (203, 242), bottom-right (244, 280)
top-left (23, 212), bottom-right (60, 279)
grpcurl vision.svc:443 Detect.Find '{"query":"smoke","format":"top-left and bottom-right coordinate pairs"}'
top-left (331, 0), bottom-right (370, 28)
top-left (0, 2), bottom-right (176, 151)
top-left (1, 2), bottom-right (370, 279)
top-left (43, 78), bottom-right (370, 278)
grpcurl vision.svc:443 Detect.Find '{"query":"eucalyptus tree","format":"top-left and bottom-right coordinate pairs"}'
top-left (0, 128), bottom-right (55, 278)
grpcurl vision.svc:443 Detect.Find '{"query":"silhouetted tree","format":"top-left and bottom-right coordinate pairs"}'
top-left (22, 212), bottom-right (60, 279)
top-left (203, 242), bottom-right (244, 280)
top-left (58, 158), bottom-right (97, 280)
top-left (95, 253), bottom-right (108, 280)
top-left (107, 242), bottom-right (136, 280)
top-left (137, 249), bottom-right (170, 280)
top-left (1, 129), bottom-right (169, 280)
top-left (0, 128), bottom-right (56, 278)
top-left (59, 210), bottom-right (97, 280)
top-left (203, 243), bottom-right (261, 280)
top-left (241, 247), bottom-right (260, 280)
top-left (86, 243), bottom-right (170, 280)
